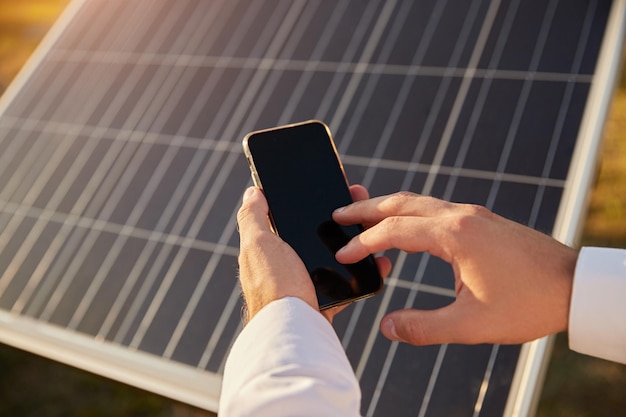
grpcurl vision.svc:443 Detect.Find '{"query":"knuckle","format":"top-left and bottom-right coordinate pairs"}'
top-left (236, 203), bottom-right (253, 225)
top-left (380, 191), bottom-right (417, 211)
top-left (461, 203), bottom-right (492, 218)
top-left (447, 204), bottom-right (493, 234)
top-left (241, 229), bottom-right (272, 249)
top-left (378, 216), bottom-right (402, 235)
top-left (395, 190), bottom-right (418, 199)
top-left (421, 195), bottom-right (443, 206)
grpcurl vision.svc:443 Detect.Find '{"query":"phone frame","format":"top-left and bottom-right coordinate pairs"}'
top-left (242, 120), bottom-right (382, 309)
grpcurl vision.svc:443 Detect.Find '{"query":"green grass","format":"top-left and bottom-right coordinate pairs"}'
top-left (0, 344), bottom-right (211, 417)
top-left (537, 333), bottom-right (626, 417)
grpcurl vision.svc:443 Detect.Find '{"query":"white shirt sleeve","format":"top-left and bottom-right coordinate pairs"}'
top-left (219, 297), bottom-right (362, 417)
top-left (569, 246), bottom-right (626, 364)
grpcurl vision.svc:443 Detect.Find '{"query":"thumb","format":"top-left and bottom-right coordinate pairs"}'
top-left (237, 187), bottom-right (272, 237)
top-left (380, 308), bottom-right (463, 346)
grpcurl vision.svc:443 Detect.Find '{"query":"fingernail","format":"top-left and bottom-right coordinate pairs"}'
top-left (333, 206), bottom-right (346, 214)
top-left (243, 187), bottom-right (255, 202)
top-left (381, 317), bottom-right (399, 340)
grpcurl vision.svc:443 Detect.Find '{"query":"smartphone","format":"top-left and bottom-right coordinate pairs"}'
top-left (242, 120), bottom-right (383, 310)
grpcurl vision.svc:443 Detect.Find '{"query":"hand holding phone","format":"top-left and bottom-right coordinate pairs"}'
top-left (242, 120), bottom-right (383, 310)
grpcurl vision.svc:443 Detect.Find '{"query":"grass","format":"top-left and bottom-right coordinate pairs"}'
top-left (0, 0), bottom-right (70, 90)
top-left (0, 346), bottom-right (188, 417)
top-left (0, 2), bottom-right (625, 417)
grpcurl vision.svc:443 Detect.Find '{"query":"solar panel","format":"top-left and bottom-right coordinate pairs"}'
top-left (0, 0), bottom-right (624, 415)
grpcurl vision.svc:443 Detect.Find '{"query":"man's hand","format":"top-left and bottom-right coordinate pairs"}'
top-left (333, 191), bottom-right (578, 346)
top-left (236, 185), bottom-right (391, 323)
top-left (237, 187), bottom-right (317, 322)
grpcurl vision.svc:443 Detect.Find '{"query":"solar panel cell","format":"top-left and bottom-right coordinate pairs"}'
top-left (425, 344), bottom-right (497, 417)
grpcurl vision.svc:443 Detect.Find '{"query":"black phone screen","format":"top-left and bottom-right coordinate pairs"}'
top-left (244, 121), bottom-right (382, 309)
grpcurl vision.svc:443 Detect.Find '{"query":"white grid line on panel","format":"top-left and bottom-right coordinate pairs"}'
top-left (76, 1), bottom-right (228, 329)
top-left (337, 0), bottom-right (421, 157)
top-left (66, 0), bottom-right (225, 330)
top-left (216, 0), bottom-right (414, 366)
top-left (0, 199), bottom-right (238, 257)
top-left (215, 0), bottom-right (321, 144)
top-left (385, 277), bottom-right (456, 298)
top-left (0, 196), bottom-right (458, 300)
top-left (37, 0), bottom-right (205, 323)
top-left (527, 0), bottom-right (599, 230)
top-left (342, 0), bottom-right (488, 386)
top-left (419, 0), bottom-right (542, 413)
top-left (125, 0), bottom-right (307, 350)
top-left (361, 0), bottom-right (504, 415)
top-left (3, 1), bottom-right (159, 316)
top-left (339, 0), bottom-right (446, 354)
top-left (338, 0), bottom-right (430, 350)
top-left (328, 0), bottom-right (400, 137)
top-left (315, 0), bottom-right (390, 128)
top-left (276, 0), bottom-right (353, 125)
top-left (163, 0), bottom-right (371, 368)
top-left (473, 345), bottom-right (500, 417)
top-left (443, 0), bottom-right (524, 413)
top-left (21, 0), bottom-right (191, 319)
top-left (4, 2), bottom-right (161, 309)
top-left (176, 2), bottom-right (331, 364)
top-left (358, 0), bottom-right (447, 187)
top-left (483, 0), bottom-right (559, 209)
top-left (161, 0), bottom-right (321, 360)
top-left (361, 7), bottom-right (487, 391)
top-left (0, 134), bottom-right (79, 294)
top-left (417, 344), bottom-right (449, 417)
top-left (97, 0), bottom-right (251, 340)
top-left (357, 0), bottom-right (499, 378)
top-left (36, 14), bottom-right (200, 320)
top-left (442, 0), bottom-right (523, 200)
top-left (0, 0), bottom-right (123, 120)
top-left (199, 0), bottom-right (414, 371)
top-left (97, 0), bottom-right (254, 342)
top-left (118, 0), bottom-right (296, 348)
top-left (195, 0), bottom-right (391, 369)
top-left (45, 50), bottom-right (595, 83)
top-left (200, 0), bottom-right (360, 371)
top-left (0, 115), bottom-right (569, 189)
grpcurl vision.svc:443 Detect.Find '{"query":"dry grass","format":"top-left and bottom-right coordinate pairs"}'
top-left (0, 0), bottom-right (70, 90)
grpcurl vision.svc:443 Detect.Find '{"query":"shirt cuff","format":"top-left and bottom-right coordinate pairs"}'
top-left (569, 247), bottom-right (626, 364)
